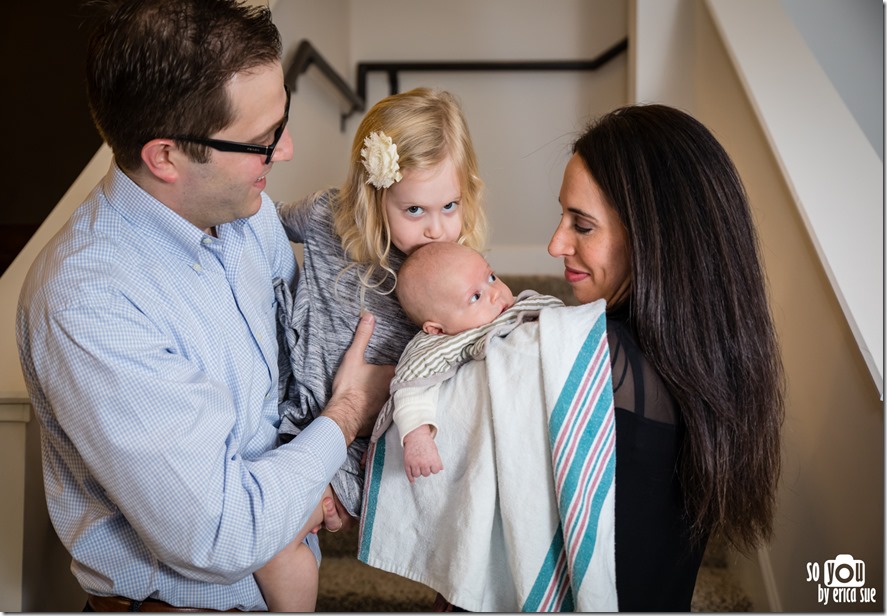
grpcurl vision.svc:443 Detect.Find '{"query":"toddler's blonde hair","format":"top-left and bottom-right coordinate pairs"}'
top-left (333, 87), bottom-right (487, 294)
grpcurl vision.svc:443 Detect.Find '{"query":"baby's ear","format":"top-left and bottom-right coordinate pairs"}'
top-left (423, 321), bottom-right (444, 335)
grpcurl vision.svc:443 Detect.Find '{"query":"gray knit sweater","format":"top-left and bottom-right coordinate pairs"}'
top-left (274, 188), bottom-right (419, 517)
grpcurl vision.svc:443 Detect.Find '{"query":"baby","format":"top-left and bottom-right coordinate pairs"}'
top-left (379, 242), bottom-right (563, 482)
top-left (397, 241), bottom-right (516, 336)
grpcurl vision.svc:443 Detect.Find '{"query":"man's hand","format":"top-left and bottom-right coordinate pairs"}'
top-left (323, 313), bottom-right (395, 445)
top-left (402, 425), bottom-right (443, 483)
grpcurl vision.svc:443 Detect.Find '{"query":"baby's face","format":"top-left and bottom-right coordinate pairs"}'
top-left (429, 250), bottom-right (514, 335)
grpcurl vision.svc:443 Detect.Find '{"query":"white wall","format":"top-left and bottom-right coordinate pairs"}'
top-left (629, 0), bottom-right (696, 111)
top-left (631, 0), bottom-right (884, 610)
top-left (265, 0), bottom-right (354, 206)
top-left (265, 0), bottom-right (628, 275)
top-left (780, 0), bottom-right (884, 160)
top-left (708, 0), bottom-right (883, 398)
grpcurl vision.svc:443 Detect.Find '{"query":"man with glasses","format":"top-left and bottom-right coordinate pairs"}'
top-left (15, 0), bottom-right (393, 611)
top-left (172, 85), bottom-right (291, 166)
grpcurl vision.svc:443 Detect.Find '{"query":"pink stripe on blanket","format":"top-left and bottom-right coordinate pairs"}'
top-left (565, 419), bottom-right (615, 565)
top-left (539, 548), bottom-right (570, 611)
top-left (552, 337), bottom-right (608, 486)
top-left (550, 333), bottom-right (614, 588)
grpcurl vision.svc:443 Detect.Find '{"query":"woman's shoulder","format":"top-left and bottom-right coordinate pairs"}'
top-left (606, 313), bottom-right (678, 424)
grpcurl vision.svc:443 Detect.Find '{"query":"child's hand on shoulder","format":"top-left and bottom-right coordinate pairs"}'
top-left (402, 424), bottom-right (443, 483)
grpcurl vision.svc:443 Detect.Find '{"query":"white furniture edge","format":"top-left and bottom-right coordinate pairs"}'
top-left (706, 0), bottom-right (884, 398)
top-left (0, 146), bottom-right (114, 399)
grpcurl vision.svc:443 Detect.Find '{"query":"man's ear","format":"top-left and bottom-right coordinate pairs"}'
top-left (140, 138), bottom-right (181, 183)
top-left (422, 321), bottom-right (444, 335)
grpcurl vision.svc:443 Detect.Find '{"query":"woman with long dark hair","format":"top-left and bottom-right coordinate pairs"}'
top-left (548, 103), bottom-right (785, 610)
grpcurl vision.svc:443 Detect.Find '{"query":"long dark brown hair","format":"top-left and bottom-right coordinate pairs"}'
top-left (574, 104), bottom-right (784, 551)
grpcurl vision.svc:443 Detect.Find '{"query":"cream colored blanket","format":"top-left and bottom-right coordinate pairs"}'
top-left (358, 299), bottom-right (617, 611)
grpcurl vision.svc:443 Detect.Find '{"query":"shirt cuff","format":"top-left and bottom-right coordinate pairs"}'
top-left (392, 387), bottom-right (439, 445)
top-left (295, 415), bottom-right (348, 479)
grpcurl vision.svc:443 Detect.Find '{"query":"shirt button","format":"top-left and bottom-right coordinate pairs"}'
top-left (192, 263), bottom-right (202, 272)
top-left (202, 237), bottom-right (213, 245)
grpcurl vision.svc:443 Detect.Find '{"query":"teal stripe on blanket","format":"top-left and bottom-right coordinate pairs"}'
top-left (546, 312), bottom-right (614, 603)
top-left (556, 354), bottom-right (613, 581)
top-left (573, 447), bottom-right (615, 581)
top-left (551, 345), bottom-right (609, 487)
top-left (524, 526), bottom-right (575, 611)
top-left (547, 312), bottom-right (608, 438)
top-left (358, 438), bottom-right (387, 562)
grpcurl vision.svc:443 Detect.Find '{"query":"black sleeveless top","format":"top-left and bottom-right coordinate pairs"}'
top-left (607, 306), bottom-right (708, 611)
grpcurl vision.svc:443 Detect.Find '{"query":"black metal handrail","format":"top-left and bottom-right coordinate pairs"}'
top-left (356, 38), bottom-right (628, 104)
top-left (285, 37), bottom-right (628, 131)
top-left (285, 40), bottom-right (366, 130)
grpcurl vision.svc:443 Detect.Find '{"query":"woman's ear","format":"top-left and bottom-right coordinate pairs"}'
top-left (140, 138), bottom-right (180, 183)
top-left (423, 321), bottom-right (444, 336)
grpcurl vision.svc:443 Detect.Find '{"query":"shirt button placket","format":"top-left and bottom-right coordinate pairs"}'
top-left (194, 235), bottom-right (213, 273)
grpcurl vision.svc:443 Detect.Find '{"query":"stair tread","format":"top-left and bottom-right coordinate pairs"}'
top-left (317, 530), bottom-right (750, 612)
top-left (317, 555), bottom-right (436, 612)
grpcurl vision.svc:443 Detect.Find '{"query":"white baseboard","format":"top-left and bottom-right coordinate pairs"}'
top-left (729, 543), bottom-right (782, 612)
top-left (758, 546), bottom-right (783, 612)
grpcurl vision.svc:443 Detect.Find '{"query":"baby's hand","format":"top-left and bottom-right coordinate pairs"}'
top-left (402, 425), bottom-right (443, 483)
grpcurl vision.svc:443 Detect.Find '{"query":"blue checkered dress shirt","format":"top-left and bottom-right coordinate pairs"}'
top-left (16, 165), bottom-right (346, 610)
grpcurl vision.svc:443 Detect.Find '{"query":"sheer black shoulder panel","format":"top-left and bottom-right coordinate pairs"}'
top-left (607, 316), bottom-right (677, 425)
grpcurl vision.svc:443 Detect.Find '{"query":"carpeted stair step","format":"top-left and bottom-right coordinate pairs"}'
top-left (316, 527), bottom-right (435, 612)
top-left (315, 528), bottom-right (752, 612)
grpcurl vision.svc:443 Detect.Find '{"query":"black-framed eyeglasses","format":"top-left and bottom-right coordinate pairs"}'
top-left (172, 85), bottom-right (290, 164)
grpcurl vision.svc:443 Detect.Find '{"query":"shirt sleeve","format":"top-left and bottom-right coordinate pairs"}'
top-left (32, 299), bottom-right (346, 584)
top-left (264, 198), bottom-right (299, 286)
top-left (392, 385), bottom-right (440, 444)
top-left (275, 192), bottom-right (318, 244)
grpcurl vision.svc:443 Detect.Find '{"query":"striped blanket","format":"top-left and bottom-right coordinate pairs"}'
top-left (370, 290), bottom-right (564, 444)
top-left (358, 299), bottom-right (617, 611)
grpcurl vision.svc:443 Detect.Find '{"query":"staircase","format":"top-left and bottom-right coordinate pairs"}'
top-left (315, 527), bottom-right (752, 612)
top-left (315, 274), bottom-right (752, 612)
top-left (316, 527), bottom-right (434, 612)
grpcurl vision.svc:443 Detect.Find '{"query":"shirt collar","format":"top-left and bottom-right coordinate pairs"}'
top-left (101, 164), bottom-right (223, 265)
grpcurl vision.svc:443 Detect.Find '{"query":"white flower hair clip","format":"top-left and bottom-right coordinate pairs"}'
top-left (360, 131), bottom-right (403, 189)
